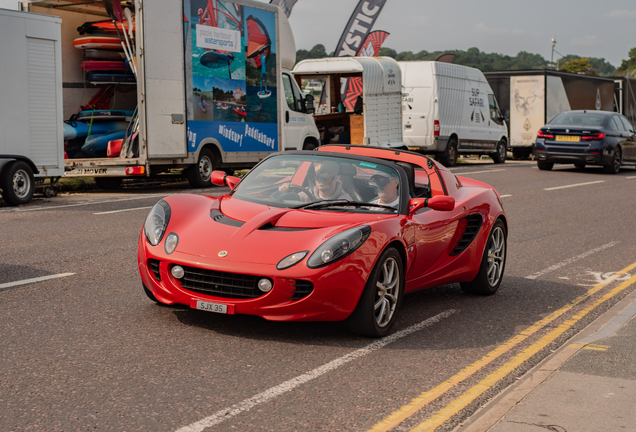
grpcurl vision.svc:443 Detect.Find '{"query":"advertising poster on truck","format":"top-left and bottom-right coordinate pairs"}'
top-left (184, 0), bottom-right (279, 154)
top-left (509, 76), bottom-right (545, 148)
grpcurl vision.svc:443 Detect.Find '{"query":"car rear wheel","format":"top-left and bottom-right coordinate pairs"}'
top-left (603, 147), bottom-right (621, 174)
top-left (0, 160), bottom-right (34, 206)
top-left (461, 220), bottom-right (507, 296)
top-left (439, 138), bottom-right (458, 167)
top-left (492, 140), bottom-right (507, 164)
top-left (537, 161), bottom-right (553, 171)
top-left (348, 248), bottom-right (403, 337)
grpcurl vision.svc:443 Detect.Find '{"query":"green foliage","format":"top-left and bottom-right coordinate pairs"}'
top-left (558, 55), bottom-right (614, 76)
top-left (558, 58), bottom-right (598, 76)
top-left (296, 44), bottom-right (328, 62)
top-left (616, 48), bottom-right (636, 77)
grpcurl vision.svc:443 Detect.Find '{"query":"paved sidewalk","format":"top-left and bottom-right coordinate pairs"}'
top-left (459, 286), bottom-right (636, 432)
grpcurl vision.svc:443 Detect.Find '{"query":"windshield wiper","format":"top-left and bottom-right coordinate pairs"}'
top-left (293, 199), bottom-right (396, 211)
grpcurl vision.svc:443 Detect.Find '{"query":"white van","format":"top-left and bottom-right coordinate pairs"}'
top-left (399, 61), bottom-right (508, 166)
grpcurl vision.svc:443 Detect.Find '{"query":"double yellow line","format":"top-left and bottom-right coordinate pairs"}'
top-left (370, 261), bottom-right (636, 432)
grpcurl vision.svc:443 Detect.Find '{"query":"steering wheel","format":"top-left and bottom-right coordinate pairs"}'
top-left (286, 184), bottom-right (316, 201)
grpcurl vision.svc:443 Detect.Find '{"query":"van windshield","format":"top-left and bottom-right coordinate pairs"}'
top-left (549, 112), bottom-right (606, 127)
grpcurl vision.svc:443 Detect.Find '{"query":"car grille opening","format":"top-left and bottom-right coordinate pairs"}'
top-left (451, 214), bottom-right (483, 256)
top-left (290, 280), bottom-right (314, 300)
top-left (148, 259), bottom-right (161, 281)
top-left (178, 265), bottom-right (269, 299)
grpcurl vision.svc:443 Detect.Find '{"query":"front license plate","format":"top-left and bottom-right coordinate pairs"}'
top-left (195, 301), bottom-right (228, 314)
top-left (556, 135), bottom-right (580, 142)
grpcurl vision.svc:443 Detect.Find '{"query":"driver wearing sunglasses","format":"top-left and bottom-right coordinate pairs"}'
top-left (369, 172), bottom-right (399, 208)
top-left (278, 162), bottom-right (352, 202)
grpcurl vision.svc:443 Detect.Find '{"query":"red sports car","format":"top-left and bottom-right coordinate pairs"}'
top-left (138, 145), bottom-right (507, 337)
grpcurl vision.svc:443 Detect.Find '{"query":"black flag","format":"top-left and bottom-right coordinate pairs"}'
top-left (270, 0), bottom-right (298, 18)
top-left (333, 0), bottom-right (387, 57)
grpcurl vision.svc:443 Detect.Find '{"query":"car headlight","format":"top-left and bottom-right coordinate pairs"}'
top-left (277, 251), bottom-right (309, 270)
top-left (307, 225), bottom-right (371, 268)
top-left (144, 200), bottom-right (171, 246)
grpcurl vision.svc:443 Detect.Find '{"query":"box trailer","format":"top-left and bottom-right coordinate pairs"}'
top-left (292, 56), bottom-right (404, 148)
top-left (614, 76), bottom-right (636, 126)
top-left (19, 0), bottom-right (318, 191)
top-left (0, 8), bottom-right (64, 205)
top-left (484, 70), bottom-right (616, 159)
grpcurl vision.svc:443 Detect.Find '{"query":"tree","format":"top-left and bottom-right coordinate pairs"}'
top-left (616, 48), bottom-right (636, 77)
top-left (296, 44), bottom-right (328, 62)
top-left (558, 58), bottom-right (598, 76)
top-left (558, 55), bottom-right (615, 76)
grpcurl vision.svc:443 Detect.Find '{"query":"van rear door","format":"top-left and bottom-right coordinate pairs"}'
top-left (401, 62), bottom-right (433, 148)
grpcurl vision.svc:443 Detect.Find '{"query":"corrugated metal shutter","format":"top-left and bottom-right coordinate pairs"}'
top-left (27, 37), bottom-right (58, 166)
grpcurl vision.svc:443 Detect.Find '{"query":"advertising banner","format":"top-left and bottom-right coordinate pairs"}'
top-left (184, 0), bottom-right (279, 153)
top-left (510, 76), bottom-right (545, 148)
top-left (269, 0), bottom-right (297, 18)
top-left (334, 0), bottom-right (387, 57)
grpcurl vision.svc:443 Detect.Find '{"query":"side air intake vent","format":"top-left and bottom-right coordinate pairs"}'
top-left (450, 214), bottom-right (483, 256)
top-left (148, 259), bottom-right (161, 281)
top-left (289, 280), bottom-right (314, 300)
top-left (210, 209), bottom-right (244, 227)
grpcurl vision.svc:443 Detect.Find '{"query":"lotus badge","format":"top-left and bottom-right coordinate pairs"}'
top-left (218, 251), bottom-right (228, 257)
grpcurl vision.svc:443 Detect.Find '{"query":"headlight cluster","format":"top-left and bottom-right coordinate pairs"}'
top-left (144, 200), bottom-right (171, 246)
top-left (276, 225), bottom-right (371, 270)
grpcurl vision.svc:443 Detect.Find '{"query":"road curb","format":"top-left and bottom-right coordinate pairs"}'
top-left (456, 280), bottom-right (636, 432)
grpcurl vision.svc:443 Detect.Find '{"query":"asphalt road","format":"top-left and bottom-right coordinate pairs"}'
top-left (1, 160), bottom-right (636, 432)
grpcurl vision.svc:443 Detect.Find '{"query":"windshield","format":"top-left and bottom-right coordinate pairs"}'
top-left (548, 112), bottom-right (607, 127)
top-left (232, 154), bottom-right (402, 213)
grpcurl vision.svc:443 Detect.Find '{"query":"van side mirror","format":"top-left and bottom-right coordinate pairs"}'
top-left (210, 170), bottom-right (241, 189)
top-left (304, 94), bottom-right (315, 114)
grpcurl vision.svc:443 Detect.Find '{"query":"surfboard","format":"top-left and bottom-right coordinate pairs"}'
top-left (81, 61), bottom-right (127, 72)
top-left (77, 20), bottom-right (135, 36)
top-left (73, 36), bottom-right (123, 51)
top-left (83, 49), bottom-right (125, 60)
top-left (63, 121), bottom-right (129, 140)
top-left (257, 90), bottom-right (272, 99)
top-left (200, 51), bottom-right (234, 68)
top-left (87, 72), bottom-right (136, 85)
top-left (75, 110), bottom-right (134, 122)
top-left (81, 131), bottom-right (128, 157)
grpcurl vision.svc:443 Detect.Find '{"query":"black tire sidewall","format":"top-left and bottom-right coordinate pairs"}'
top-left (348, 247), bottom-right (404, 337)
top-left (461, 219), bottom-right (507, 295)
top-left (492, 141), bottom-right (506, 164)
top-left (188, 148), bottom-right (214, 188)
top-left (1, 161), bottom-right (34, 206)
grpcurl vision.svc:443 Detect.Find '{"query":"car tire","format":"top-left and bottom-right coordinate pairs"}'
top-left (574, 162), bottom-right (586, 169)
top-left (94, 177), bottom-right (122, 190)
top-left (537, 161), bottom-right (554, 171)
top-left (0, 160), bottom-right (35, 206)
top-left (302, 140), bottom-right (317, 151)
top-left (492, 140), bottom-right (507, 164)
top-left (460, 220), bottom-right (507, 296)
top-left (187, 148), bottom-right (215, 188)
top-left (142, 284), bottom-right (166, 305)
top-left (348, 247), bottom-right (404, 338)
top-left (603, 147), bottom-right (621, 174)
top-left (439, 138), bottom-right (458, 167)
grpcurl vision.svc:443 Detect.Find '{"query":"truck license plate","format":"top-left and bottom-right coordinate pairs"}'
top-left (195, 301), bottom-right (228, 314)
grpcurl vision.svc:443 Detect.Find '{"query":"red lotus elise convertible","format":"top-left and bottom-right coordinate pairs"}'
top-left (138, 145), bottom-right (507, 337)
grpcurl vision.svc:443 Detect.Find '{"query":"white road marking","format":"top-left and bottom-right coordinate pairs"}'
top-left (454, 169), bottom-right (506, 176)
top-left (0, 195), bottom-right (161, 213)
top-left (174, 309), bottom-right (458, 432)
top-left (94, 206), bottom-right (153, 215)
top-left (544, 180), bottom-right (605, 191)
top-left (499, 194), bottom-right (512, 198)
top-left (627, 176), bottom-right (636, 179)
top-left (0, 273), bottom-right (75, 292)
top-left (525, 242), bottom-right (619, 280)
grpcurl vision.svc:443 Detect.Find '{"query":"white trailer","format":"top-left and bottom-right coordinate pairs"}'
top-left (0, 8), bottom-right (64, 205)
top-left (17, 0), bottom-right (318, 191)
top-left (292, 56), bottom-right (404, 148)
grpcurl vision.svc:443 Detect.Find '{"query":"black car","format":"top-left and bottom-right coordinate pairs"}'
top-left (535, 110), bottom-right (636, 174)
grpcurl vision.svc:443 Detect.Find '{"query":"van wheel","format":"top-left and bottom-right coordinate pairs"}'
top-left (492, 141), bottom-right (507, 164)
top-left (302, 140), bottom-right (317, 151)
top-left (0, 161), bottom-right (35, 206)
top-left (187, 148), bottom-right (214, 188)
top-left (439, 138), bottom-right (458, 167)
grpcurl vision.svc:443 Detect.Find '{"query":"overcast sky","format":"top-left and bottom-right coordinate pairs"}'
top-left (256, 0), bottom-right (636, 67)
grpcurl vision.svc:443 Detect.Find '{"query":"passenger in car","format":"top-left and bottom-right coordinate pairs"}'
top-left (369, 172), bottom-right (399, 208)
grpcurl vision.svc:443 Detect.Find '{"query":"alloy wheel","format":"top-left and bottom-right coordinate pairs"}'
top-left (12, 169), bottom-right (30, 199)
top-left (487, 226), bottom-right (505, 286)
top-left (374, 257), bottom-right (400, 327)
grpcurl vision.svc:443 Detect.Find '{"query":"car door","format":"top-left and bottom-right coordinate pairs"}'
top-left (405, 168), bottom-right (467, 279)
top-left (487, 93), bottom-right (506, 145)
top-left (619, 115), bottom-right (636, 161)
top-left (610, 115), bottom-right (630, 161)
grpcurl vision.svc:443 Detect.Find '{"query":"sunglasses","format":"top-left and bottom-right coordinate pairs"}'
top-left (370, 175), bottom-right (395, 189)
top-left (315, 173), bottom-right (336, 183)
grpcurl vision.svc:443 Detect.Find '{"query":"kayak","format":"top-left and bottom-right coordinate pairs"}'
top-left (81, 131), bottom-right (128, 157)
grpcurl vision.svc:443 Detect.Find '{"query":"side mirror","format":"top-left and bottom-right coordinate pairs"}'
top-left (210, 170), bottom-right (241, 189)
top-left (408, 195), bottom-right (455, 215)
top-left (304, 94), bottom-right (315, 114)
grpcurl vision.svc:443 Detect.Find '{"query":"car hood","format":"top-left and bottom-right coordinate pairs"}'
top-left (163, 193), bottom-right (393, 265)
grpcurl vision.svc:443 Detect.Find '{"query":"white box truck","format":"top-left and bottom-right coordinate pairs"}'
top-left (17, 0), bottom-right (319, 192)
top-left (0, 8), bottom-right (64, 205)
top-left (399, 61), bottom-right (508, 167)
top-left (292, 56), bottom-right (404, 148)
